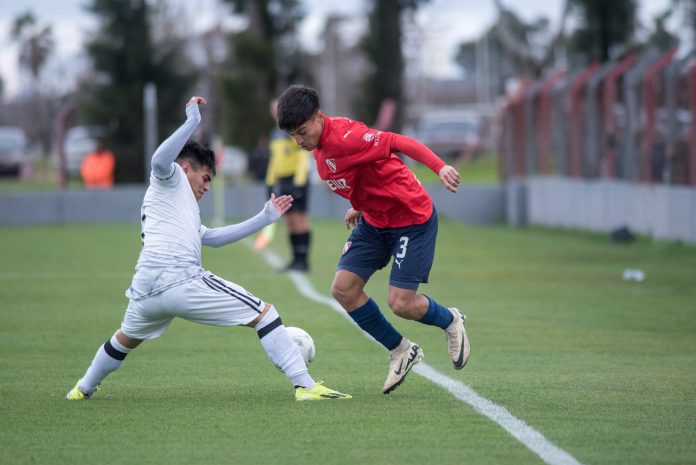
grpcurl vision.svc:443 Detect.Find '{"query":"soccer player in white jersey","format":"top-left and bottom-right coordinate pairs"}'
top-left (66, 96), bottom-right (350, 401)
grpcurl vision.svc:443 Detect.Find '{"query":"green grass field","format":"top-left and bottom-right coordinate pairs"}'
top-left (1, 219), bottom-right (695, 465)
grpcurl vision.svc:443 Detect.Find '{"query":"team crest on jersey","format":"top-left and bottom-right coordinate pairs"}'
top-left (342, 241), bottom-right (352, 255)
top-left (326, 158), bottom-right (337, 172)
top-left (362, 132), bottom-right (375, 143)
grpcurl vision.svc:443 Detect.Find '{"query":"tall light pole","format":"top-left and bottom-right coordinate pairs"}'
top-left (143, 82), bottom-right (157, 182)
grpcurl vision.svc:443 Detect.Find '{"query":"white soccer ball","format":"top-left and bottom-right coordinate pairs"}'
top-left (286, 326), bottom-right (315, 366)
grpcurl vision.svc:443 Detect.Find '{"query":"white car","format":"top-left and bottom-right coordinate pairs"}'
top-left (413, 111), bottom-right (482, 159)
top-left (221, 145), bottom-right (248, 179)
top-left (0, 126), bottom-right (28, 175)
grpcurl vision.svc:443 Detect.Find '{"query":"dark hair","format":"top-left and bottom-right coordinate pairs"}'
top-left (276, 85), bottom-right (320, 131)
top-left (176, 141), bottom-right (216, 176)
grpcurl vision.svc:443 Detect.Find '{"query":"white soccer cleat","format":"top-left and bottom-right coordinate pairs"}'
top-left (382, 338), bottom-right (423, 394)
top-left (445, 308), bottom-right (470, 370)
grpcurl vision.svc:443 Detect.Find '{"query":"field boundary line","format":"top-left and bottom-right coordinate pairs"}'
top-left (257, 246), bottom-right (584, 465)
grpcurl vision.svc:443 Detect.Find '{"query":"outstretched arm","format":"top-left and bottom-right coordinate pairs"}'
top-left (151, 96), bottom-right (207, 178)
top-left (201, 194), bottom-right (293, 248)
top-left (390, 133), bottom-right (461, 193)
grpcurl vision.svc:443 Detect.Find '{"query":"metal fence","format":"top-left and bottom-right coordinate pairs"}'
top-left (498, 49), bottom-right (696, 186)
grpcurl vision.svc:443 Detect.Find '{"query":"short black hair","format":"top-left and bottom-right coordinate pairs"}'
top-left (176, 141), bottom-right (216, 176)
top-left (276, 85), bottom-right (320, 131)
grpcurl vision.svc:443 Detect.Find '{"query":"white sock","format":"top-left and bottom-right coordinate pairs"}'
top-left (79, 333), bottom-right (132, 394)
top-left (256, 306), bottom-right (315, 389)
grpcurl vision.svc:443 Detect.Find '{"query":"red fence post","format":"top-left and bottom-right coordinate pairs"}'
top-left (497, 106), bottom-right (510, 181)
top-left (510, 81), bottom-right (532, 177)
top-left (569, 63), bottom-right (600, 178)
top-left (498, 82), bottom-right (531, 180)
top-left (538, 70), bottom-right (566, 175)
top-left (641, 48), bottom-right (677, 183)
top-left (602, 54), bottom-right (637, 178)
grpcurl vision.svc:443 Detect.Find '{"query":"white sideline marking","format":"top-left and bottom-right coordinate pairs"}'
top-left (413, 364), bottom-right (583, 465)
top-left (259, 248), bottom-right (584, 465)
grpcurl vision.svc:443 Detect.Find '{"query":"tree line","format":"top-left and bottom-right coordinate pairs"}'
top-left (6, 0), bottom-right (695, 183)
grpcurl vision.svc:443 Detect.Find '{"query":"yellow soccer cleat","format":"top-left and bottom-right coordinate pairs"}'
top-left (295, 381), bottom-right (352, 401)
top-left (65, 382), bottom-right (95, 400)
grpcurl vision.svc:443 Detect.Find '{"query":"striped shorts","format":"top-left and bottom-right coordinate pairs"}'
top-left (121, 271), bottom-right (266, 340)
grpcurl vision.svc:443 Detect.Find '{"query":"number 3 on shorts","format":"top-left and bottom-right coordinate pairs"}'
top-left (396, 236), bottom-right (409, 259)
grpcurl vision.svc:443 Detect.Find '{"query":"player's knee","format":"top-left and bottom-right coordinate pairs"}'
top-left (330, 281), bottom-right (347, 302)
top-left (255, 305), bottom-right (282, 339)
top-left (331, 281), bottom-right (357, 306)
top-left (387, 296), bottom-right (406, 316)
top-left (115, 330), bottom-right (143, 350)
top-left (387, 294), bottom-right (414, 318)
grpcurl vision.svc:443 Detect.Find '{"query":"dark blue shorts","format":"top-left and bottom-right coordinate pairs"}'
top-left (269, 176), bottom-right (309, 213)
top-left (337, 208), bottom-right (438, 290)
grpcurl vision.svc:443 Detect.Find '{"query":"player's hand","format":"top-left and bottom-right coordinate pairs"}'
top-left (344, 208), bottom-right (362, 229)
top-left (438, 165), bottom-right (460, 193)
top-left (266, 193), bottom-right (293, 220)
top-left (186, 96), bottom-right (207, 107)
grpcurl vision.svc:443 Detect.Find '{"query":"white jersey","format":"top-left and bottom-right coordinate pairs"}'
top-left (126, 164), bottom-right (204, 300)
top-left (125, 102), bottom-right (280, 302)
top-left (126, 104), bottom-right (204, 301)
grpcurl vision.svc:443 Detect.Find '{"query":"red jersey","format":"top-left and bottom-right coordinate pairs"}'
top-left (314, 115), bottom-right (445, 228)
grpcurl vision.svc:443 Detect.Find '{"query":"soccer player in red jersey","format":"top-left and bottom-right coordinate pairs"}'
top-left (276, 85), bottom-right (470, 394)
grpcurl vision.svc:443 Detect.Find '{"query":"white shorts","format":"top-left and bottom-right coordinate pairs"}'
top-left (121, 272), bottom-right (266, 340)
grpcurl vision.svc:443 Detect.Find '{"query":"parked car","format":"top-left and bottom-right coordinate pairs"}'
top-left (221, 145), bottom-right (248, 179)
top-left (0, 126), bottom-right (28, 175)
top-left (64, 126), bottom-right (105, 177)
top-left (413, 111), bottom-right (482, 159)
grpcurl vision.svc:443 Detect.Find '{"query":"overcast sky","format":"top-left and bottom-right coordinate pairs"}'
top-left (0, 0), bottom-right (673, 98)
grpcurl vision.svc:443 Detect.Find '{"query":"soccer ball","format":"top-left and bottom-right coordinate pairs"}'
top-left (286, 326), bottom-right (315, 366)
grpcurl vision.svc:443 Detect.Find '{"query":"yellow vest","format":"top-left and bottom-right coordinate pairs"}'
top-left (265, 135), bottom-right (309, 186)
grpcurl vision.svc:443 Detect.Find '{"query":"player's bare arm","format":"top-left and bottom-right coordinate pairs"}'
top-left (344, 208), bottom-right (362, 229)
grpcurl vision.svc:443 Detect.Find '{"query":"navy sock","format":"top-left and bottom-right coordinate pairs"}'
top-left (419, 295), bottom-right (454, 329)
top-left (348, 298), bottom-right (402, 350)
